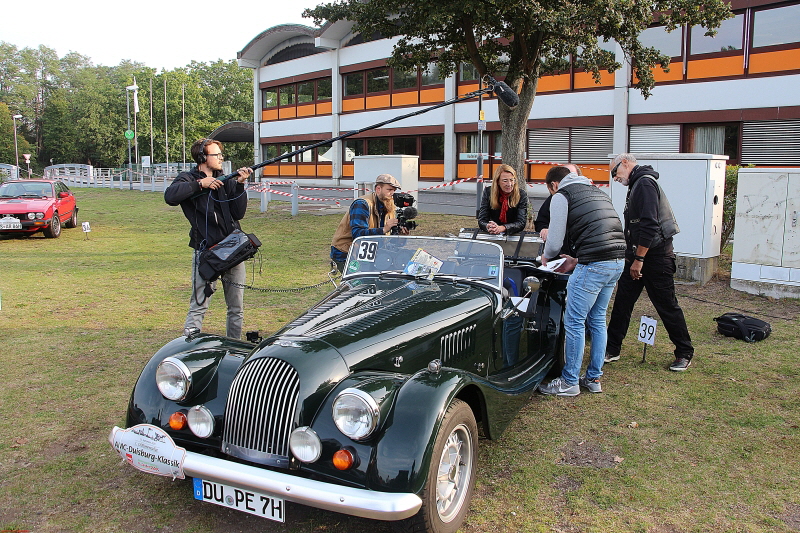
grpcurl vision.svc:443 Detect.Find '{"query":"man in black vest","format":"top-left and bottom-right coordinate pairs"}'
top-left (165, 138), bottom-right (253, 339)
top-left (605, 153), bottom-right (694, 371)
top-left (538, 166), bottom-right (626, 396)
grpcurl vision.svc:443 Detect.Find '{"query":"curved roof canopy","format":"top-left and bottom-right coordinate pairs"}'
top-left (209, 121), bottom-right (254, 143)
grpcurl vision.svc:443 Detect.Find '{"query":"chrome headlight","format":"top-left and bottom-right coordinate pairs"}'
top-left (332, 388), bottom-right (379, 441)
top-left (187, 405), bottom-right (214, 438)
top-left (155, 357), bottom-right (192, 401)
top-left (289, 426), bottom-right (322, 463)
top-left (27, 212), bottom-right (35, 220)
top-left (36, 212), bottom-right (44, 219)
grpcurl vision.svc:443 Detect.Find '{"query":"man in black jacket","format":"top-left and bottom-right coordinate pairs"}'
top-left (164, 138), bottom-right (253, 339)
top-left (605, 153), bottom-right (694, 371)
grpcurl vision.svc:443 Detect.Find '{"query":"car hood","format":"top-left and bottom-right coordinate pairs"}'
top-left (0, 198), bottom-right (53, 212)
top-left (271, 278), bottom-right (492, 369)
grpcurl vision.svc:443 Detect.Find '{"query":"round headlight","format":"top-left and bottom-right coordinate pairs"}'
top-left (27, 213), bottom-right (35, 220)
top-left (155, 357), bottom-right (192, 401)
top-left (289, 427), bottom-right (322, 463)
top-left (332, 388), bottom-right (379, 441)
top-left (187, 405), bottom-right (215, 438)
top-left (36, 212), bottom-right (44, 220)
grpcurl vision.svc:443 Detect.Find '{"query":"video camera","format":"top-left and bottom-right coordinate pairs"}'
top-left (392, 192), bottom-right (418, 234)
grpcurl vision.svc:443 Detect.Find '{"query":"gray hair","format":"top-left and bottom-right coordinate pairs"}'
top-left (611, 153), bottom-right (637, 167)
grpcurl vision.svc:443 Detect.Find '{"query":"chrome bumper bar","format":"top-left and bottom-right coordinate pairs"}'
top-left (111, 427), bottom-right (421, 521)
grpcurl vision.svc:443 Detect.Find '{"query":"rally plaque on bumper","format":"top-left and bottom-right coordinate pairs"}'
top-left (193, 478), bottom-right (285, 522)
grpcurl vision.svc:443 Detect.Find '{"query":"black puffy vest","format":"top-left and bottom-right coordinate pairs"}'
top-left (557, 183), bottom-right (626, 264)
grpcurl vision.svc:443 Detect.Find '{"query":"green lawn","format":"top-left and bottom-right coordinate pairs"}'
top-left (1, 188), bottom-right (798, 533)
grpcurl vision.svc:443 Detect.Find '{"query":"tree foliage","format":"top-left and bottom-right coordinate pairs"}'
top-left (305, 0), bottom-right (732, 180)
top-left (0, 43), bottom-right (254, 171)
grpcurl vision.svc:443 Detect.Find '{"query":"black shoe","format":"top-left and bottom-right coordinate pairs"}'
top-left (669, 357), bottom-right (692, 371)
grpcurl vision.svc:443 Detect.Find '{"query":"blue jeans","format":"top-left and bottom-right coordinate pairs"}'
top-left (562, 259), bottom-right (624, 384)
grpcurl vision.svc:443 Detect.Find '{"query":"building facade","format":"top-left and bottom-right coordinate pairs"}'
top-left (237, 1), bottom-right (800, 189)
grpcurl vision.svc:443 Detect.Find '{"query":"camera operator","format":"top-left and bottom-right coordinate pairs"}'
top-left (330, 174), bottom-right (409, 273)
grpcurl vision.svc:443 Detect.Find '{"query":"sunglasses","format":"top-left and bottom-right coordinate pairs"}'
top-left (610, 161), bottom-right (622, 178)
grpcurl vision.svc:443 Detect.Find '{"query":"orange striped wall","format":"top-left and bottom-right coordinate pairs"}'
top-left (317, 101), bottom-right (332, 114)
top-left (687, 55), bottom-right (745, 79)
top-left (366, 94), bottom-right (391, 109)
top-left (342, 98), bottom-right (364, 112)
top-left (420, 87), bottom-right (445, 103)
top-left (537, 74), bottom-right (571, 93)
top-left (749, 48), bottom-right (800, 74)
top-left (573, 71), bottom-right (614, 89)
top-left (392, 92), bottom-right (419, 106)
top-left (262, 109), bottom-right (278, 121)
top-left (420, 163), bottom-right (444, 179)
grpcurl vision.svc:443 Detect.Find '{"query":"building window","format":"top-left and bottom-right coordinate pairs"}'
top-left (317, 77), bottom-right (332, 100)
top-left (752, 4), bottom-right (800, 48)
top-left (344, 139), bottom-right (364, 161)
top-left (457, 133), bottom-right (489, 160)
top-left (684, 123), bottom-right (739, 163)
top-left (459, 62), bottom-right (480, 82)
top-left (263, 88), bottom-right (278, 109)
top-left (421, 63), bottom-right (445, 86)
top-left (367, 69), bottom-right (390, 93)
top-left (690, 14), bottom-right (744, 55)
top-left (298, 82), bottom-right (314, 104)
top-left (344, 72), bottom-right (364, 96)
top-left (640, 25), bottom-right (683, 58)
top-left (393, 68), bottom-right (418, 90)
top-left (393, 137), bottom-right (417, 155)
top-left (421, 135), bottom-right (445, 160)
top-left (279, 84), bottom-right (295, 106)
top-left (367, 138), bottom-right (389, 155)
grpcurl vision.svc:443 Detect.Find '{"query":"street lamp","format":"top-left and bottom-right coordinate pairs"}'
top-left (12, 114), bottom-right (22, 178)
top-left (126, 82), bottom-right (139, 187)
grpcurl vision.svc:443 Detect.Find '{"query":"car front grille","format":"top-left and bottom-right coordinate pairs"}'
top-left (222, 357), bottom-right (299, 467)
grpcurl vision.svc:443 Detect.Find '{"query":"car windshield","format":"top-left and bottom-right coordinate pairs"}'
top-left (0, 182), bottom-right (53, 198)
top-left (345, 235), bottom-right (503, 289)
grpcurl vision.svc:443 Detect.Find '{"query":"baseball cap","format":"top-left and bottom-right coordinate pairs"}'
top-left (375, 174), bottom-right (401, 189)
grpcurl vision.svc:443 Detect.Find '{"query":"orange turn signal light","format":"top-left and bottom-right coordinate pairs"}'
top-left (332, 449), bottom-right (355, 470)
top-left (169, 411), bottom-right (187, 430)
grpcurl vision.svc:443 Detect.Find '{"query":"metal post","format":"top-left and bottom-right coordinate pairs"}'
top-left (291, 181), bottom-right (299, 216)
top-left (164, 78), bottom-right (169, 179)
top-left (126, 90), bottom-right (132, 184)
top-left (12, 114), bottom-right (22, 177)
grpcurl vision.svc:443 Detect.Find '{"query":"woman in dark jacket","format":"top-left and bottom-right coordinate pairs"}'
top-left (477, 164), bottom-right (528, 234)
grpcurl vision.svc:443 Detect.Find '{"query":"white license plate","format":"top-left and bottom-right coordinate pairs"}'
top-left (0, 217), bottom-right (21, 230)
top-left (193, 478), bottom-right (285, 522)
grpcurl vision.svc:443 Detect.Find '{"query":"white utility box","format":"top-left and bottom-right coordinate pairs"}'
top-left (608, 153), bottom-right (727, 284)
top-left (730, 168), bottom-right (800, 298)
top-left (353, 155), bottom-right (419, 203)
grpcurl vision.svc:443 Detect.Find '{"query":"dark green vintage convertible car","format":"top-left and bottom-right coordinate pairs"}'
top-left (110, 234), bottom-right (568, 533)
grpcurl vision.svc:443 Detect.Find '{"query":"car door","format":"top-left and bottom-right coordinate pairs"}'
top-left (55, 182), bottom-right (75, 220)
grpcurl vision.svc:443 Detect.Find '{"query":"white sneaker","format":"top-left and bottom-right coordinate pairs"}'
top-left (538, 377), bottom-right (580, 397)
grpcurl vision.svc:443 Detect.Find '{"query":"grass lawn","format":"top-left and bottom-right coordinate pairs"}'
top-left (0, 188), bottom-right (798, 533)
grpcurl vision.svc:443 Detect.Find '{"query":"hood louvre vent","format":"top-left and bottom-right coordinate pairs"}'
top-left (284, 285), bottom-right (369, 329)
top-left (440, 324), bottom-right (477, 364)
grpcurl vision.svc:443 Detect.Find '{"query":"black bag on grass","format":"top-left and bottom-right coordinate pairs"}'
top-left (714, 313), bottom-right (771, 343)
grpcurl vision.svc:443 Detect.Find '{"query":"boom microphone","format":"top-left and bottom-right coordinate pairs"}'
top-left (488, 77), bottom-right (520, 108)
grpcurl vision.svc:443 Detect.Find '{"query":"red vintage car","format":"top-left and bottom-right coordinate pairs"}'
top-left (0, 179), bottom-right (78, 238)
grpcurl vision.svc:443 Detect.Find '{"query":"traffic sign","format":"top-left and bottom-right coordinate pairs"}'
top-left (124, 130), bottom-right (135, 140)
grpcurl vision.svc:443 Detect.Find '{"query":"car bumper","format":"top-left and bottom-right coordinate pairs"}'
top-left (0, 219), bottom-right (51, 231)
top-left (109, 427), bottom-right (422, 521)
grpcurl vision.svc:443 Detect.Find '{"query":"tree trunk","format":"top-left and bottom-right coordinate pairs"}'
top-left (498, 77), bottom-right (537, 194)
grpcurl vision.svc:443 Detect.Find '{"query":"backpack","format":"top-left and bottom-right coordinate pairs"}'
top-left (714, 313), bottom-right (771, 343)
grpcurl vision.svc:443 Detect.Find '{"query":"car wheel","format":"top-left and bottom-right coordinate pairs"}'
top-left (65, 209), bottom-right (78, 228)
top-left (395, 399), bottom-right (477, 533)
top-left (44, 212), bottom-right (61, 238)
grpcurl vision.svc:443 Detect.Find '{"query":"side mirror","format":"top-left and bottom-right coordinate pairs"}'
top-left (58, 191), bottom-right (69, 198)
top-left (522, 276), bottom-right (541, 296)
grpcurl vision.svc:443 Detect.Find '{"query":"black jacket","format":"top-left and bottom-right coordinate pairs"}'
top-left (558, 183), bottom-right (626, 264)
top-left (477, 187), bottom-right (528, 235)
top-left (624, 165), bottom-right (677, 257)
top-left (164, 167), bottom-right (247, 249)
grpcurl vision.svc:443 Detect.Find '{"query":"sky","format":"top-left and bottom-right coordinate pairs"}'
top-left (3, 0), bottom-right (325, 70)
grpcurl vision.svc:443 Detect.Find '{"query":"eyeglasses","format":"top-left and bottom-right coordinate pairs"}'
top-left (610, 161), bottom-right (622, 178)
top-left (206, 153), bottom-right (224, 159)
